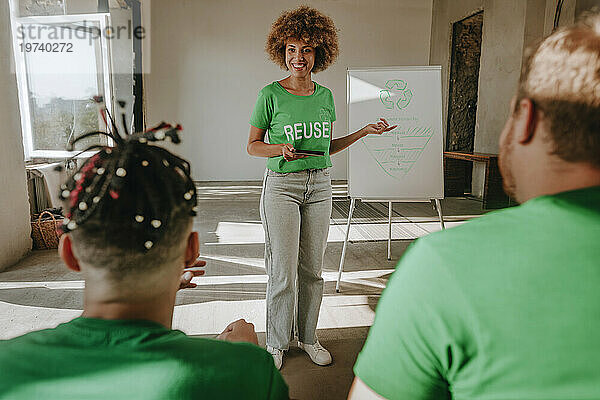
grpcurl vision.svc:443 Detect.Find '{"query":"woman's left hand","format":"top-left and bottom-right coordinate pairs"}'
top-left (361, 118), bottom-right (397, 137)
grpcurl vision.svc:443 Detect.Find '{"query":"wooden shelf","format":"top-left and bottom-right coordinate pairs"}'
top-left (443, 151), bottom-right (512, 209)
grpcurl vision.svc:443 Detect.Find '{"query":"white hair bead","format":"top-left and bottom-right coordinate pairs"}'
top-left (116, 168), bottom-right (127, 177)
top-left (144, 241), bottom-right (153, 249)
top-left (135, 215), bottom-right (144, 223)
top-left (105, 148), bottom-right (112, 154)
top-left (162, 159), bottom-right (170, 167)
top-left (78, 202), bottom-right (88, 211)
top-left (62, 190), bottom-right (71, 198)
top-left (139, 138), bottom-right (148, 144)
top-left (151, 219), bottom-right (162, 228)
top-left (141, 160), bottom-right (149, 167)
top-left (155, 131), bottom-right (165, 140)
top-left (73, 173), bottom-right (82, 181)
top-left (184, 192), bottom-right (192, 200)
top-left (92, 196), bottom-right (101, 203)
top-left (97, 167), bottom-right (105, 175)
top-left (67, 221), bottom-right (77, 230)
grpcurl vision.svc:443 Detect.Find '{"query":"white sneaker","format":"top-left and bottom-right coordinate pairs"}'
top-left (298, 340), bottom-right (332, 366)
top-left (267, 346), bottom-right (284, 370)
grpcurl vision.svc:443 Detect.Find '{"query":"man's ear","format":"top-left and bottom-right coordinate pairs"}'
top-left (184, 231), bottom-right (199, 266)
top-left (514, 98), bottom-right (538, 144)
top-left (59, 234), bottom-right (80, 272)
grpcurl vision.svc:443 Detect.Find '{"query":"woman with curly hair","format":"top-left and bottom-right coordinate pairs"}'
top-left (247, 5), bottom-right (396, 370)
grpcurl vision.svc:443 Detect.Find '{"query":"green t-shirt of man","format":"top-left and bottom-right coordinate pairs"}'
top-left (0, 317), bottom-right (288, 400)
top-left (354, 186), bottom-right (600, 400)
top-left (250, 81), bottom-right (336, 173)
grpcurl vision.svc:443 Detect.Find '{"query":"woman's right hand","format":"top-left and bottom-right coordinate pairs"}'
top-left (248, 127), bottom-right (307, 160)
top-left (281, 143), bottom-right (306, 161)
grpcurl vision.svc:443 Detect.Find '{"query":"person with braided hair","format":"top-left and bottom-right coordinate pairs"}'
top-left (0, 107), bottom-right (289, 399)
top-left (248, 5), bottom-right (396, 370)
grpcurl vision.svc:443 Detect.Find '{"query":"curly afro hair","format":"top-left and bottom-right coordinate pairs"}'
top-left (266, 5), bottom-right (339, 73)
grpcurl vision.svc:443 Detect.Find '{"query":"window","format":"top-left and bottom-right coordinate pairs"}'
top-left (18, 0), bottom-right (65, 18)
top-left (10, 8), bottom-right (114, 160)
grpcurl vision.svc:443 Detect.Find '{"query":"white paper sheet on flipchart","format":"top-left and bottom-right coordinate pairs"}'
top-left (347, 67), bottom-right (444, 201)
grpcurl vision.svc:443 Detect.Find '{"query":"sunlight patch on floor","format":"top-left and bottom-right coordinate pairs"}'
top-left (172, 295), bottom-right (377, 336)
top-left (0, 269), bottom-right (394, 290)
top-left (208, 220), bottom-right (468, 245)
top-left (0, 301), bottom-right (79, 340)
top-left (1, 293), bottom-right (378, 339)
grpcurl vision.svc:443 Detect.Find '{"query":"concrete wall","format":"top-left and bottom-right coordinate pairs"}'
top-left (110, 7), bottom-right (135, 131)
top-left (429, 0), bottom-right (483, 146)
top-left (474, 1), bottom-right (532, 156)
top-left (144, 0), bottom-right (433, 181)
top-left (576, 0), bottom-right (600, 19)
top-left (0, 1), bottom-right (31, 270)
top-left (430, 0), bottom-right (550, 198)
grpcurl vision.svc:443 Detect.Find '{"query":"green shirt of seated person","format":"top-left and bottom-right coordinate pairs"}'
top-left (352, 186), bottom-right (600, 400)
top-left (349, 14), bottom-right (600, 400)
top-left (0, 127), bottom-right (288, 400)
top-left (0, 318), bottom-right (288, 399)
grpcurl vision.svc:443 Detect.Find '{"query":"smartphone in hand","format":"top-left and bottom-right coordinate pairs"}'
top-left (293, 149), bottom-right (325, 156)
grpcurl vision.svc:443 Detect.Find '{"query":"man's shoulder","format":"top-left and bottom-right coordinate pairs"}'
top-left (0, 331), bottom-right (277, 387)
top-left (0, 327), bottom-right (272, 367)
top-left (396, 203), bottom-right (538, 283)
top-left (176, 335), bottom-right (266, 352)
top-left (0, 326), bottom-right (58, 348)
top-left (162, 337), bottom-right (282, 395)
top-left (420, 204), bottom-right (524, 248)
top-left (0, 332), bottom-right (283, 399)
top-left (421, 189), bottom-right (598, 251)
top-left (167, 334), bottom-right (273, 364)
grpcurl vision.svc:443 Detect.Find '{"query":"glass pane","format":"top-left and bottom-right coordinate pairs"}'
top-left (19, 0), bottom-right (65, 17)
top-left (21, 21), bottom-right (108, 152)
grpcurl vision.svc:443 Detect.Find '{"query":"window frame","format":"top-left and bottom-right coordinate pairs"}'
top-left (10, 11), bottom-right (115, 160)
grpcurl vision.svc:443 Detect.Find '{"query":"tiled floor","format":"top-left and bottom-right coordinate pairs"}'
top-left (0, 182), bottom-right (486, 399)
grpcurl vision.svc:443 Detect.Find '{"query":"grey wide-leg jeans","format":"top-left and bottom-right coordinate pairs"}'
top-left (261, 168), bottom-right (332, 350)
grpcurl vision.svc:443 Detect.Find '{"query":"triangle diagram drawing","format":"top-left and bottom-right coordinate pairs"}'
top-left (360, 126), bottom-right (434, 180)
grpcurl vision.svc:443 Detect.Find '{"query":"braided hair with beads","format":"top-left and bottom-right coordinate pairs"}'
top-left (57, 97), bottom-right (197, 252)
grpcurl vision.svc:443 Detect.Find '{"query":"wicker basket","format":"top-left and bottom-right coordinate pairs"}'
top-left (31, 210), bottom-right (64, 250)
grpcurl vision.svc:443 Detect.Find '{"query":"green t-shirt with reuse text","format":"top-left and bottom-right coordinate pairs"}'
top-left (0, 317), bottom-right (288, 400)
top-left (354, 186), bottom-right (600, 400)
top-left (250, 81), bottom-right (336, 173)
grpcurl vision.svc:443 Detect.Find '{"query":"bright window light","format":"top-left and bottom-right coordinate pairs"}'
top-left (9, 3), bottom-right (114, 160)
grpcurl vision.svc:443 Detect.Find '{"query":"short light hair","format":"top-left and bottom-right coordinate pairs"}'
top-left (516, 13), bottom-right (600, 167)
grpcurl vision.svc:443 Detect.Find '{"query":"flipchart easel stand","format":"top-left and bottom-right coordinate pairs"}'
top-left (335, 198), bottom-right (445, 292)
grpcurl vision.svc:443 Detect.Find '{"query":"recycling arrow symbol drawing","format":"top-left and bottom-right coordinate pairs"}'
top-left (379, 80), bottom-right (413, 110)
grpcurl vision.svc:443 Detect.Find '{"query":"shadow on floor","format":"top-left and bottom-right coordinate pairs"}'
top-left (194, 326), bottom-right (371, 400)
